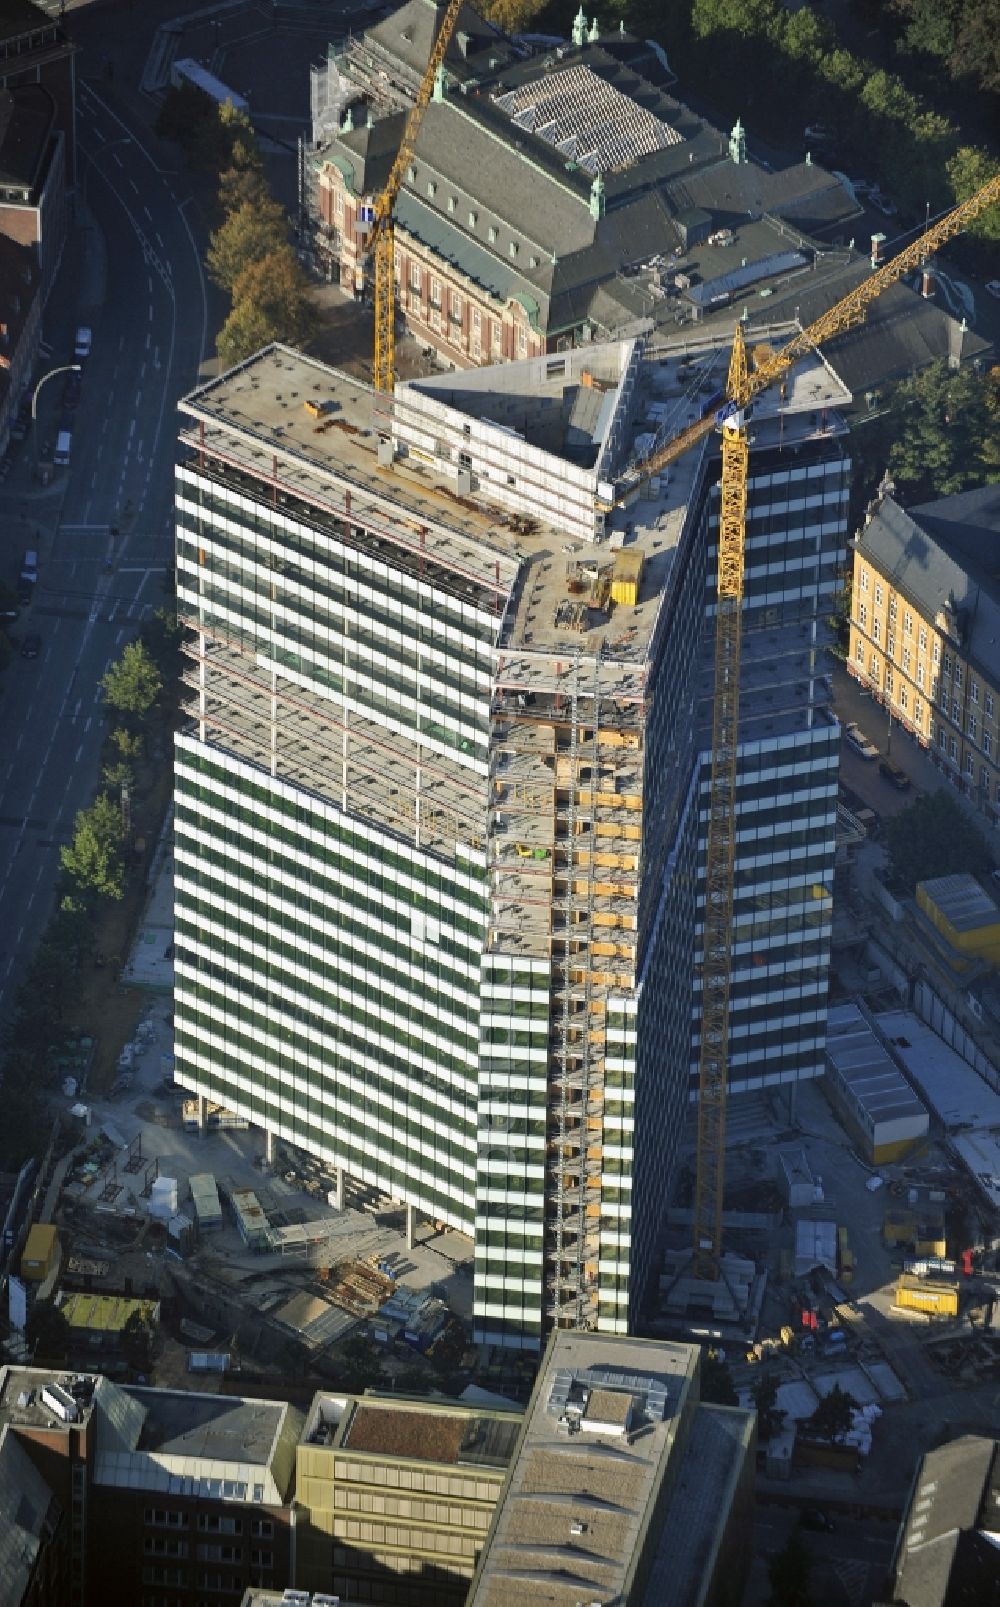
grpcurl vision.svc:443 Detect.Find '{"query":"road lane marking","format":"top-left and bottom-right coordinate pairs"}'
top-left (85, 716), bottom-right (92, 733)
top-left (75, 744), bottom-right (84, 765)
top-left (113, 152), bottom-right (124, 167)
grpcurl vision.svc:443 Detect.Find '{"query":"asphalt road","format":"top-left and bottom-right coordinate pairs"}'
top-left (746, 1509), bottom-right (897, 1607)
top-left (0, 79), bottom-right (206, 1011)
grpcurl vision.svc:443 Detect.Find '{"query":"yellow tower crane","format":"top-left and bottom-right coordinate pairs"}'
top-left (631, 177), bottom-right (1000, 1281)
top-left (370, 0), bottom-right (467, 396)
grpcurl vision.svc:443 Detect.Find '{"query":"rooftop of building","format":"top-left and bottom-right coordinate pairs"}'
top-left (303, 1391), bottom-right (521, 1470)
top-left (0, 1365), bottom-right (101, 1433)
top-left (0, 0), bottom-right (62, 45)
top-left (466, 1331), bottom-right (701, 1607)
top-left (825, 1001), bottom-right (930, 1127)
top-left (874, 1009), bottom-right (1000, 1163)
top-left (0, 1422), bottom-right (56, 1604)
top-left (855, 487), bottom-right (1000, 680)
top-left (60, 1292), bottom-right (159, 1333)
top-left (0, 85), bottom-right (54, 192)
top-left (319, 3), bottom-right (984, 381)
top-left (893, 1435), bottom-right (1000, 1607)
top-left (641, 1403), bottom-right (755, 1607)
top-left (125, 1387), bottom-right (283, 1463)
top-left (919, 872), bottom-right (1000, 933)
top-left (178, 333), bottom-right (848, 688)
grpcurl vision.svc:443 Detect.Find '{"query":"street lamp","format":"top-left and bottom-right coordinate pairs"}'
top-left (31, 363), bottom-right (80, 423)
top-left (31, 363), bottom-right (80, 479)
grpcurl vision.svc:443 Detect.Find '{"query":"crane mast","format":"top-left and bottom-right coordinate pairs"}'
top-left (687, 174), bottom-right (1000, 1279)
top-left (371, 0), bottom-right (466, 395)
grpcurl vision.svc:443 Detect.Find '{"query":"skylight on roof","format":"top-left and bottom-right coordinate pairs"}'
top-left (493, 65), bottom-right (682, 175)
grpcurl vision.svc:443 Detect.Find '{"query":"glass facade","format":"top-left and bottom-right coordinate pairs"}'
top-left (172, 359), bottom-right (845, 1352)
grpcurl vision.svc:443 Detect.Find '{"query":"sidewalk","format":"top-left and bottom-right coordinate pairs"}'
top-left (831, 653), bottom-right (1000, 857)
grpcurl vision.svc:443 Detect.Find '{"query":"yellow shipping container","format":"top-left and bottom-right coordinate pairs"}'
top-left (610, 550), bottom-right (643, 607)
top-left (894, 1275), bottom-right (959, 1318)
top-left (21, 1223), bottom-right (59, 1283)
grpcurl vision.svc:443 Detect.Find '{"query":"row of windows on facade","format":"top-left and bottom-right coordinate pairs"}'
top-left (856, 642), bottom-right (1000, 759)
top-left (143, 1536), bottom-right (273, 1563)
top-left (145, 1510), bottom-right (273, 1536)
top-left (856, 604), bottom-right (994, 709)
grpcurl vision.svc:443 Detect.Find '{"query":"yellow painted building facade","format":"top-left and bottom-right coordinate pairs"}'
top-left (849, 528), bottom-right (1000, 823)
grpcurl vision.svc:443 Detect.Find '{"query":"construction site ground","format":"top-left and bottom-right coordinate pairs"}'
top-left (704, 1077), bottom-right (999, 1517)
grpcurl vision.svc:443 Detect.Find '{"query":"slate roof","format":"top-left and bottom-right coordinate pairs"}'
top-left (364, 0), bottom-right (513, 85)
top-left (0, 1423), bottom-right (56, 1607)
top-left (855, 486), bottom-right (1000, 681)
top-left (892, 1435), bottom-right (999, 1607)
top-left (726, 260), bottom-right (991, 394)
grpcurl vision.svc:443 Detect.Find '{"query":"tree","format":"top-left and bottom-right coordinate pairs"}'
top-left (61, 793), bottom-right (127, 902)
top-left (217, 160), bottom-right (271, 220)
top-left (154, 83), bottom-right (232, 170)
top-left (480, 0), bottom-right (548, 32)
top-left (701, 1350), bottom-right (739, 1406)
top-left (216, 299), bottom-right (278, 370)
top-left (206, 199), bottom-right (289, 295)
top-left (143, 608), bottom-right (184, 691)
top-left (216, 245), bottom-right (314, 368)
top-left (233, 246), bottom-right (311, 342)
top-left (338, 1335), bottom-right (384, 1392)
top-left (752, 1371), bottom-right (786, 1443)
top-left (884, 790), bottom-right (995, 896)
top-left (946, 147), bottom-right (1000, 242)
top-left (886, 362), bottom-right (1000, 500)
top-left (26, 1302), bottom-right (71, 1362)
top-left (101, 640), bottom-right (162, 721)
top-left (804, 1383), bottom-right (857, 1443)
top-left (121, 1308), bottom-right (154, 1372)
top-left (767, 1530), bottom-right (814, 1607)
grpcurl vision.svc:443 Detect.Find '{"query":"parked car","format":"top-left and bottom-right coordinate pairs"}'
top-left (879, 756), bottom-right (911, 790)
top-left (869, 192), bottom-right (898, 218)
top-left (985, 280), bottom-right (1000, 301)
top-left (20, 631), bottom-right (40, 659)
top-left (844, 721), bottom-right (878, 760)
top-left (800, 1509), bottom-right (836, 1533)
top-left (62, 370), bottom-right (82, 409)
top-left (74, 326), bottom-right (92, 361)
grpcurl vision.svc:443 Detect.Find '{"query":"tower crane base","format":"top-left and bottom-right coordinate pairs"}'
top-left (656, 1247), bottom-right (765, 1341)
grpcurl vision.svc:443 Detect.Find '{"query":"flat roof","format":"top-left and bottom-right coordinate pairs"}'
top-left (0, 1366), bottom-right (99, 1434)
top-left (468, 1331), bottom-right (700, 1607)
top-left (343, 1400), bottom-right (519, 1468)
top-left (825, 1002), bottom-right (929, 1127)
top-left (178, 336), bottom-right (848, 682)
top-left (61, 1293), bottom-right (158, 1333)
top-left (875, 1010), bottom-right (1000, 1133)
top-left (129, 1387), bottom-right (286, 1465)
top-left (920, 873), bottom-right (1000, 933)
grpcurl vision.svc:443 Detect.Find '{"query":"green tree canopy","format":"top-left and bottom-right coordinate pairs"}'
top-left (701, 1350), bottom-right (739, 1406)
top-left (101, 639), bottom-right (162, 721)
top-left (61, 793), bottom-right (127, 902)
top-left (884, 789), bottom-right (995, 895)
top-left (26, 1301), bottom-right (71, 1363)
top-left (804, 1382), bottom-right (857, 1442)
top-left (206, 198), bottom-right (289, 295)
top-left (752, 1371), bottom-right (786, 1443)
top-left (217, 248), bottom-right (313, 367)
top-left (886, 362), bottom-right (1000, 501)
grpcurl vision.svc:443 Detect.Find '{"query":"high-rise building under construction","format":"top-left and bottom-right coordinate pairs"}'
top-left (173, 337), bottom-right (845, 1348)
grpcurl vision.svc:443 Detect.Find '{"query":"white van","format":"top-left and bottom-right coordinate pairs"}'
top-left (54, 429), bottom-right (72, 466)
top-left (74, 326), bottom-right (92, 361)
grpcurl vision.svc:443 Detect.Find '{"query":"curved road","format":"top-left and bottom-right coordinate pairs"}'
top-left (0, 82), bottom-right (206, 1010)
